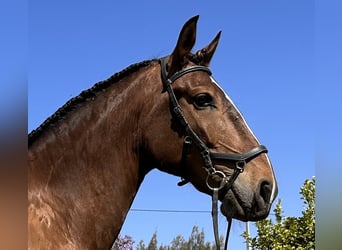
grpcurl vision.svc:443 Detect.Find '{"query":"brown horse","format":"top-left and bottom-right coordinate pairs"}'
top-left (28, 16), bottom-right (277, 249)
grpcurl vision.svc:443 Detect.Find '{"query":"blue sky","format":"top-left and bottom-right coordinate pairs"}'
top-left (26, 0), bottom-right (330, 248)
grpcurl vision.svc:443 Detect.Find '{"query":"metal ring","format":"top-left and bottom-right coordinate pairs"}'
top-left (236, 160), bottom-right (246, 173)
top-left (184, 136), bottom-right (192, 144)
top-left (206, 170), bottom-right (227, 191)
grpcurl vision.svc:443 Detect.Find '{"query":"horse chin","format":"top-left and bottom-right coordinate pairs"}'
top-left (219, 188), bottom-right (271, 222)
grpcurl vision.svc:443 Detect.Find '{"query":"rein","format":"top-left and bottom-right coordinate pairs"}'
top-left (159, 56), bottom-right (268, 250)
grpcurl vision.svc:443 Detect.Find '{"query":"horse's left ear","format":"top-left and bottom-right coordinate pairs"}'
top-left (167, 15), bottom-right (199, 76)
top-left (195, 31), bottom-right (221, 66)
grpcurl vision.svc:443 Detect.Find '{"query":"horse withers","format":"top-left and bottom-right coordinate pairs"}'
top-left (28, 16), bottom-right (277, 249)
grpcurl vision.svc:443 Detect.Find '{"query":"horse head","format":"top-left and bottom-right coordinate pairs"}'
top-left (28, 15), bottom-right (279, 249)
top-left (142, 16), bottom-right (277, 222)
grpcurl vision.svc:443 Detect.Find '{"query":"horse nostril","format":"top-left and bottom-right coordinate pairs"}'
top-left (259, 180), bottom-right (272, 204)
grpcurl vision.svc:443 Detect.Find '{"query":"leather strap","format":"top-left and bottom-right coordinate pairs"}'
top-left (159, 56), bottom-right (269, 250)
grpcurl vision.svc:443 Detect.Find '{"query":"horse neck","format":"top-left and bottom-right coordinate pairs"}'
top-left (28, 62), bottom-right (160, 249)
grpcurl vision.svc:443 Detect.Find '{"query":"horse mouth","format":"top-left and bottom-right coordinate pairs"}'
top-left (219, 186), bottom-right (271, 222)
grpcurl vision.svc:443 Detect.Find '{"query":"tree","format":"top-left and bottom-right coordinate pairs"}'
top-left (242, 176), bottom-right (315, 250)
top-left (147, 231), bottom-right (158, 250)
top-left (114, 177), bottom-right (314, 249)
top-left (136, 226), bottom-right (218, 250)
top-left (187, 225), bottom-right (211, 250)
top-left (170, 235), bottom-right (187, 250)
top-left (136, 240), bottom-right (146, 250)
top-left (112, 235), bottom-right (134, 250)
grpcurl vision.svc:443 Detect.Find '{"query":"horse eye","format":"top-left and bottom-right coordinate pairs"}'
top-left (194, 93), bottom-right (214, 108)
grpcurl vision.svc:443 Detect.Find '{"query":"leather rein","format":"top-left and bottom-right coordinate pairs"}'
top-left (159, 57), bottom-right (268, 250)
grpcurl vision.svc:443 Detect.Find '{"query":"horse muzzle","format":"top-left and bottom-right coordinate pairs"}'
top-left (220, 177), bottom-right (276, 221)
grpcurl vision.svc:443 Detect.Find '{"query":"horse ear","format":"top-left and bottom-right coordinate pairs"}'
top-left (195, 31), bottom-right (221, 66)
top-left (167, 15), bottom-right (199, 76)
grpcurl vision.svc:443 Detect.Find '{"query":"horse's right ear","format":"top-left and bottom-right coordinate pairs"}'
top-left (167, 15), bottom-right (199, 76)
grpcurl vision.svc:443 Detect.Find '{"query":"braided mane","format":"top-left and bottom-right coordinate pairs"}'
top-left (29, 59), bottom-right (157, 145)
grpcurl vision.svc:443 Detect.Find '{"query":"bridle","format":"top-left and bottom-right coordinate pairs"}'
top-left (159, 56), bottom-right (268, 250)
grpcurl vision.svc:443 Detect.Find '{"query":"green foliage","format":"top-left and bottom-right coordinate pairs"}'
top-left (242, 176), bottom-right (315, 250)
top-left (137, 225), bottom-right (219, 250)
top-left (170, 235), bottom-right (187, 250)
top-left (147, 232), bottom-right (158, 250)
top-left (137, 240), bottom-right (146, 250)
top-left (117, 177), bottom-right (314, 250)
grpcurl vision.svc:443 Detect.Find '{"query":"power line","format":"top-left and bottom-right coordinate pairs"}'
top-left (130, 208), bottom-right (210, 213)
top-left (130, 208), bottom-right (276, 216)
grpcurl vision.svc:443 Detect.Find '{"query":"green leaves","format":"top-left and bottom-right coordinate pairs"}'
top-left (136, 225), bottom-right (221, 250)
top-left (115, 177), bottom-right (315, 249)
top-left (243, 177), bottom-right (315, 250)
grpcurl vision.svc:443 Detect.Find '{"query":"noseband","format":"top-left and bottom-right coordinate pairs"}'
top-left (159, 56), bottom-right (268, 250)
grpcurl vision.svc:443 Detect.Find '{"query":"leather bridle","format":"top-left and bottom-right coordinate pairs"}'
top-left (159, 56), bottom-right (268, 250)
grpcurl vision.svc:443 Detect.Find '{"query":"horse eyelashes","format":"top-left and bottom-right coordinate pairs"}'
top-left (193, 93), bottom-right (214, 109)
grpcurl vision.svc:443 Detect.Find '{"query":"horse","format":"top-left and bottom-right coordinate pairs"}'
top-left (28, 15), bottom-right (277, 249)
